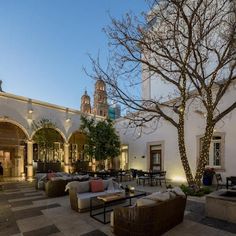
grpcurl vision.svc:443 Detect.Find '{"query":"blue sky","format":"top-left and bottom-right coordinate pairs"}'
top-left (0, 0), bottom-right (147, 109)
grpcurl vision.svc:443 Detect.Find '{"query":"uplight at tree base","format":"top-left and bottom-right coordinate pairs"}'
top-left (172, 176), bottom-right (187, 183)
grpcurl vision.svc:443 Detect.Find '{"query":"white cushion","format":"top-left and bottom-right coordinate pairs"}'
top-left (113, 181), bottom-right (122, 190)
top-left (107, 180), bottom-right (115, 192)
top-left (50, 176), bottom-right (65, 181)
top-left (37, 181), bottom-right (45, 190)
top-left (103, 179), bottom-right (113, 190)
top-left (77, 181), bottom-right (90, 193)
top-left (65, 181), bottom-right (81, 192)
top-left (171, 187), bottom-right (185, 197)
top-left (147, 191), bottom-right (170, 201)
top-left (136, 197), bottom-right (157, 207)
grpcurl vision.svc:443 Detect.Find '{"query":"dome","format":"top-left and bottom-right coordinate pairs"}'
top-left (81, 90), bottom-right (90, 99)
top-left (95, 79), bottom-right (106, 91)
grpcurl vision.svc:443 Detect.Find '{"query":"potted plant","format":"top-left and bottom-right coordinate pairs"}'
top-left (202, 168), bottom-right (215, 186)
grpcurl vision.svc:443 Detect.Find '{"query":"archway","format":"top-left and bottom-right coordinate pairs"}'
top-left (32, 127), bottom-right (65, 173)
top-left (0, 122), bottom-right (27, 177)
top-left (68, 131), bottom-right (88, 172)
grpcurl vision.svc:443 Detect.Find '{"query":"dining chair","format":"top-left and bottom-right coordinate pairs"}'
top-left (137, 171), bottom-right (150, 186)
top-left (215, 173), bottom-right (225, 190)
top-left (154, 171), bottom-right (167, 187)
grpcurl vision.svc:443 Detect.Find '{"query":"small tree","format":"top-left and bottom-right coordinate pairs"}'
top-left (80, 116), bottom-right (121, 169)
top-left (33, 118), bottom-right (62, 162)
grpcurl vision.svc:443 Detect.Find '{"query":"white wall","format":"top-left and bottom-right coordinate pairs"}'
top-left (116, 84), bottom-right (236, 182)
top-left (0, 92), bottom-right (87, 141)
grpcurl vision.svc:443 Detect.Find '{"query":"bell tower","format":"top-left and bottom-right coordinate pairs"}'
top-left (80, 90), bottom-right (91, 114)
top-left (93, 79), bottom-right (108, 117)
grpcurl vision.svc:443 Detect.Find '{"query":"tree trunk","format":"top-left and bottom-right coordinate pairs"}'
top-left (177, 116), bottom-right (195, 186)
top-left (195, 122), bottom-right (214, 186)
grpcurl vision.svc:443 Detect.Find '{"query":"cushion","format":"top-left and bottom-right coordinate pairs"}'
top-left (146, 191), bottom-right (170, 202)
top-left (65, 181), bottom-right (80, 192)
top-left (78, 181), bottom-right (90, 193)
top-left (50, 176), bottom-right (64, 181)
top-left (47, 172), bottom-right (56, 180)
top-left (65, 180), bottom-right (90, 193)
top-left (136, 197), bottom-right (157, 207)
top-left (107, 180), bottom-right (115, 192)
top-left (90, 180), bottom-right (104, 193)
top-left (171, 187), bottom-right (185, 197)
top-left (103, 179), bottom-right (113, 190)
top-left (112, 181), bottom-right (121, 190)
top-left (168, 190), bottom-right (177, 199)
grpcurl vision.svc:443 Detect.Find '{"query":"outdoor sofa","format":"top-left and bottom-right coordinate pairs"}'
top-left (67, 178), bottom-right (122, 212)
top-left (112, 187), bottom-right (186, 236)
top-left (35, 172), bottom-right (89, 197)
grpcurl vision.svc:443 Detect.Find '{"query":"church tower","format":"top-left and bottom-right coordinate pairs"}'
top-left (93, 79), bottom-right (108, 117)
top-left (80, 90), bottom-right (91, 114)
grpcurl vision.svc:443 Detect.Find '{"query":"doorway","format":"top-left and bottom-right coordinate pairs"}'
top-left (0, 122), bottom-right (27, 177)
top-left (150, 145), bottom-right (162, 171)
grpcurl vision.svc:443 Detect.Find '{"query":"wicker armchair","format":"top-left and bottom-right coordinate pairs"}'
top-left (45, 179), bottom-right (68, 198)
top-left (113, 195), bottom-right (186, 236)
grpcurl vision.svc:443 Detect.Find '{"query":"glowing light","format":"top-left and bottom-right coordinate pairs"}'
top-left (28, 109), bottom-right (33, 114)
top-left (172, 176), bottom-right (187, 182)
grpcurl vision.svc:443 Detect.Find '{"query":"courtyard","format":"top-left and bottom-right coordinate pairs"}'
top-left (0, 180), bottom-right (236, 236)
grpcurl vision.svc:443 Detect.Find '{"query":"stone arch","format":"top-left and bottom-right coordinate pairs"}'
top-left (0, 118), bottom-right (30, 140)
top-left (31, 126), bottom-right (66, 172)
top-left (31, 127), bottom-right (67, 143)
top-left (68, 130), bottom-right (89, 172)
top-left (0, 120), bottom-right (28, 177)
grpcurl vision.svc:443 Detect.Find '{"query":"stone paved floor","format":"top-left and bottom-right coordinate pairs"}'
top-left (0, 180), bottom-right (235, 236)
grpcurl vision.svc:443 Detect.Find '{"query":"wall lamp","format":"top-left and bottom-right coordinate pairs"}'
top-left (28, 109), bottom-right (34, 114)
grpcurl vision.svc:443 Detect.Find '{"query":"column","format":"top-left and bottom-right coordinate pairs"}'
top-left (64, 143), bottom-right (70, 173)
top-left (18, 145), bottom-right (25, 177)
top-left (27, 140), bottom-right (33, 181)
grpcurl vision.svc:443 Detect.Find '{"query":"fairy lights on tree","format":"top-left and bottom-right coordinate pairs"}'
top-left (87, 0), bottom-right (236, 187)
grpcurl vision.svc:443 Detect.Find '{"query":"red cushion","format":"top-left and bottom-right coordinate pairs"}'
top-left (90, 180), bottom-right (104, 193)
top-left (47, 172), bottom-right (56, 180)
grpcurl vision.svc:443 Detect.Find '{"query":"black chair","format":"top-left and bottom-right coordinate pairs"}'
top-left (215, 173), bottom-right (225, 190)
top-left (227, 176), bottom-right (236, 190)
top-left (137, 171), bottom-right (150, 186)
top-left (154, 171), bottom-right (167, 187)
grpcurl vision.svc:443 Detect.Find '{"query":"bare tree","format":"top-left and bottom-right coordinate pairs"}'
top-left (87, 0), bottom-right (236, 186)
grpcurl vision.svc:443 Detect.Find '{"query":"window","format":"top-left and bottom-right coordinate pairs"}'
top-left (199, 135), bottom-right (224, 168)
top-left (70, 144), bottom-right (78, 162)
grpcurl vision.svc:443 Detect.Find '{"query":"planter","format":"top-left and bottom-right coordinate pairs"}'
top-left (203, 176), bottom-right (213, 186)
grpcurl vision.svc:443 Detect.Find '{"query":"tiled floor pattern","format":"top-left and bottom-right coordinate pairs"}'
top-left (0, 180), bottom-right (236, 236)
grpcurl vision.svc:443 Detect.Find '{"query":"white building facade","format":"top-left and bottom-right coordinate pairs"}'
top-left (115, 0), bottom-right (236, 183)
top-left (116, 81), bottom-right (236, 182)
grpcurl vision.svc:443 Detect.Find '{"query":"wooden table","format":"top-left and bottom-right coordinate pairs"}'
top-left (90, 190), bottom-right (146, 224)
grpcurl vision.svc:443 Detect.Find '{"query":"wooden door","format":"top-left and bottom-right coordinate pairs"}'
top-left (150, 149), bottom-right (162, 171)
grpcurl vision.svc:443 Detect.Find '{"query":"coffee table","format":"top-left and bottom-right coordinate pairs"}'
top-left (90, 190), bottom-right (146, 224)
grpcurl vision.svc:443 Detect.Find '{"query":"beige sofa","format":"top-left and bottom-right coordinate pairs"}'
top-left (67, 179), bottom-right (122, 212)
